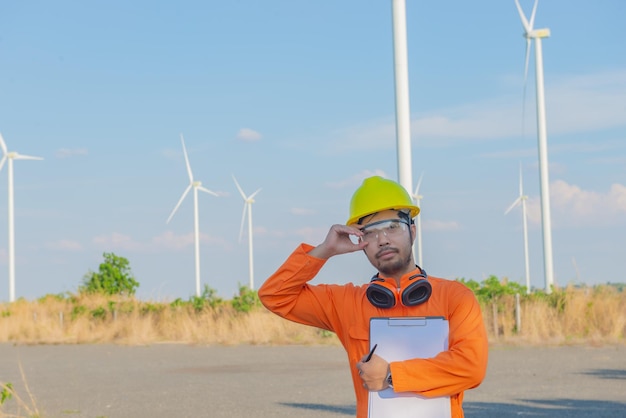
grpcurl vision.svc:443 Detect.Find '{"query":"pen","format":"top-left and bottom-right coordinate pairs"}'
top-left (365, 343), bottom-right (378, 362)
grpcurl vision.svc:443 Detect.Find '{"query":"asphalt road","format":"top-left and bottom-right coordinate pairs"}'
top-left (1, 343), bottom-right (625, 417)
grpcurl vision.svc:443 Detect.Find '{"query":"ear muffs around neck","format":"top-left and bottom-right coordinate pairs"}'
top-left (366, 268), bottom-right (431, 309)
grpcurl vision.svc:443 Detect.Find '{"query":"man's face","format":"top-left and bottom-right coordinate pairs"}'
top-left (360, 210), bottom-right (415, 277)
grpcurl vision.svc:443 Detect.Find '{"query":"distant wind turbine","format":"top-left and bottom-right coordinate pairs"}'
top-left (167, 134), bottom-right (218, 297)
top-left (410, 172), bottom-right (424, 267)
top-left (0, 133), bottom-right (43, 302)
top-left (233, 175), bottom-right (261, 290)
top-left (515, 0), bottom-right (555, 293)
top-left (505, 164), bottom-right (531, 294)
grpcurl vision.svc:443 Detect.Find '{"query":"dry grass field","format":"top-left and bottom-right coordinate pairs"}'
top-left (0, 284), bottom-right (624, 347)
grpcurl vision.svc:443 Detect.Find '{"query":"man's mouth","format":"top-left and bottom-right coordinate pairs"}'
top-left (376, 248), bottom-right (397, 259)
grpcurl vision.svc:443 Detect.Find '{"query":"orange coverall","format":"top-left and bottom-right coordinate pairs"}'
top-left (258, 244), bottom-right (489, 418)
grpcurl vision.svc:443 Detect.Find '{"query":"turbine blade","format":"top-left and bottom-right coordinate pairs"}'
top-left (249, 188), bottom-right (262, 200)
top-left (413, 172), bottom-right (424, 196)
top-left (167, 185), bottom-right (192, 223)
top-left (180, 134), bottom-right (194, 183)
top-left (14, 153), bottom-right (44, 161)
top-left (0, 156), bottom-right (6, 171)
top-left (521, 37), bottom-right (531, 138)
top-left (518, 164), bottom-right (524, 196)
top-left (514, 0), bottom-right (531, 33)
top-left (197, 185), bottom-right (218, 196)
top-left (0, 133), bottom-right (7, 155)
top-left (232, 175), bottom-right (247, 199)
top-left (529, 0), bottom-right (539, 30)
top-left (523, 38), bottom-right (531, 85)
top-left (505, 197), bottom-right (522, 215)
top-left (238, 204), bottom-right (248, 243)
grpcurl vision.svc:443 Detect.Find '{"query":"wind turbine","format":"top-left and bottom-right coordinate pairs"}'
top-left (0, 133), bottom-right (43, 302)
top-left (233, 175), bottom-right (261, 290)
top-left (167, 134), bottom-right (218, 297)
top-left (410, 172), bottom-right (424, 267)
top-left (515, 0), bottom-right (555, 293)
top-left (505, 164), bottom-right (531, 294)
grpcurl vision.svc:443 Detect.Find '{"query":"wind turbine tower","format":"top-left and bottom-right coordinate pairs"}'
top-left (410, 173), bottom-right (424, 267)
top-left (233, 175), bottom-right (261, 290)
top-left (0, 133), bottom-right (43, 302)
top-left (505, 164), bottom-right (531, 294)
top-left (391, 0), bottom-right (414, 198)
top-left (515, 0), bottom-right (555, 293)
top-left (167, 134), bottom-right (218, 297)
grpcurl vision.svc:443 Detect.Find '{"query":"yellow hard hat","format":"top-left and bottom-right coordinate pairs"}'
top-left (346, 176), bottom-right (420, 225)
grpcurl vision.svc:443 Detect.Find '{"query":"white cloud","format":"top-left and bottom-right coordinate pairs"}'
top-left (525, 180), bottom-right (626, 227)
top-left (92, 232), bottom-right (143, 251)
top-left (236, 128), bottom-right (262, 142)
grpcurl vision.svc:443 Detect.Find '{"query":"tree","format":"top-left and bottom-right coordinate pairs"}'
top-left (80, 252), bottom-right (139, 296)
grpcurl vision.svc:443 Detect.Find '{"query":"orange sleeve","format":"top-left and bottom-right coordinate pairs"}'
top-left (389, 282), bottom-right (488, 398)
top-left (258, 244), bottom-right (345, 332)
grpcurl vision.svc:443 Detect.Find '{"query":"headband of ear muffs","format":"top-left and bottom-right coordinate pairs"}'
top-left (366, 268), bottom-right (432, 309)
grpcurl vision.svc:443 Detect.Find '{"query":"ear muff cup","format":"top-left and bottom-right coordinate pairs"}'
top-left (366, 270), bottom-right (431, 309)
top-left (401, 278), bottom-right (432, 307)
top-left (366, 278), bottom-right (397, 309)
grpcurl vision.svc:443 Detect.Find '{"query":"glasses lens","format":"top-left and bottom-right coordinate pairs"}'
top-left (361, 219), bottom-right (407, 243)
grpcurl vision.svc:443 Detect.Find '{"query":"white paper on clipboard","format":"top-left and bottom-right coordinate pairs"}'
top-left (368, 316), bottom-right (451, 418)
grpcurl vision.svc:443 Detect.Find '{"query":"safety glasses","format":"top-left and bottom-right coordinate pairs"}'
top-left (360, 219), bottom-right (408, 243)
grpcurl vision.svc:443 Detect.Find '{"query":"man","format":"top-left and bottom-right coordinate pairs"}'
top-left (258, 176), bottom-right (488, 418)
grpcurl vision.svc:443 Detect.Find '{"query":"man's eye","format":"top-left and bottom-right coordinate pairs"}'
top-left (388, 223), bottom-right (400, 231)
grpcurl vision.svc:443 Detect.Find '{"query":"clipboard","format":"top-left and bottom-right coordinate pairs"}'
top-left (368, 316), bottom-right (451, 418)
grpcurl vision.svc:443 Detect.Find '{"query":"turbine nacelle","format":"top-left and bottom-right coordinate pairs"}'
top-left (524, 28), bottom-right (551, 39)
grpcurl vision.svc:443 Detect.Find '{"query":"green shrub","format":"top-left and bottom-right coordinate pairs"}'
top-left (91, 306), bottom-right (107, 320)
top-left (231, 284), bottom-right (261, 313)
top-left (80, 252), bottom-right (139, 296)
top-left (457, 275), bottom-right (526, 304)
top-left (141, 302), bottom-right (165, 315)
top-left (189, 285), bottom-right (223, 312)
top-left (71, 304), bottom-right (87, 320)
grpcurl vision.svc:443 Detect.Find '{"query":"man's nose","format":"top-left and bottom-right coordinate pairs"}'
top-left (376, 230), bottom-right (390, 245)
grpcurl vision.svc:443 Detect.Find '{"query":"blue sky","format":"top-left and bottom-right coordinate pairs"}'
top-left (0, 0), bottom-right (624, 302)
